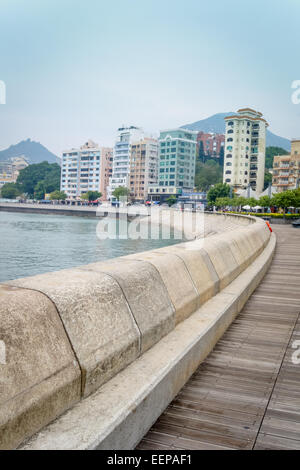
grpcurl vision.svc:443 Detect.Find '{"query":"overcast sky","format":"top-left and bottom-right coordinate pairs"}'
top-left (0, 0), bottom-right (299, 155)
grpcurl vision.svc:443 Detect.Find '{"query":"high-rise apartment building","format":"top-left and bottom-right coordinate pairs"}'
top-left (272, 140), bottom-right (300, 192)
top-left (223, 108), bottom-right (268, 194)
top-left (157, 128), bottom-right (197, 189)
top-left (108, 126), bottom-right (144, 200)
top-left (61, 140), bottom-right (112, 199)
top-left (129, 138), bottom-right (159, 201)
top-left (148, 128), bottom-right (197, 202)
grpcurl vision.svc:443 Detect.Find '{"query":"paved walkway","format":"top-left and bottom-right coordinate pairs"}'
top-left (137, 225), bottom-right (300, 450)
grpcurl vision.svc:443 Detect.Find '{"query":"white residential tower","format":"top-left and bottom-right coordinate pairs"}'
top-left (223, 108), bottom-right (268, 194)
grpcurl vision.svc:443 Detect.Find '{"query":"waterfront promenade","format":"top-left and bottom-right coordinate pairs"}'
top-left (1, 212), bottom-right (297, 449)
top-left (0, 201), bottom-right (149, 218)
top-left (137, 224), bottom-right (300, 450)
top-left (0, 201), bottom-right (100, 217)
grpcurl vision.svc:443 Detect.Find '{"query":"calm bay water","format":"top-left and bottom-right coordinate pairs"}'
top-left (0, 211), bottom-right (180, 282)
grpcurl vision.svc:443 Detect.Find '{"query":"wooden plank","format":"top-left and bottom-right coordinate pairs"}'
top-left (136, 225), bottom-right (300, 451)
top-left (254, 433), bottom-right (300, 450)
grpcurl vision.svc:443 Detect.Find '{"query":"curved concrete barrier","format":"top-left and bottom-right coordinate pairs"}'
top-left (0, 285), bottom-right (81, 450)
top-left (0, 213), bottom-right (275, 449)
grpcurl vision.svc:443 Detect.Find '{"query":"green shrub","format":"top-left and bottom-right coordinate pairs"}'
top-left (227, 211), bottom-right (299, 219)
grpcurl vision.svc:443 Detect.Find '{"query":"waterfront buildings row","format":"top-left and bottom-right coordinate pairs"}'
top-left (60, 131), bottom-right (159, 202)
top-left (60, 107), bottom-right (297, 202)
top-left (223, 108), bottom-right (268, 195)
top-left (108, 126), bottom-right (197, 202)
top-left (61, 126), bottom-right (198, 202)
top-left (272, 140), bottom-right (300, 192)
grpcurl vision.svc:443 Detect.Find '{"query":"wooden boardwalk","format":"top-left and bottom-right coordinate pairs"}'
top-left (137, 225), bottom-right (300, 450)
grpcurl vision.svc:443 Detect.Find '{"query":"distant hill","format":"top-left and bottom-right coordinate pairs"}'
top-left (182, 112), bottom-right (291, 151)
top-left (0, 139), bottom-right (59, 164)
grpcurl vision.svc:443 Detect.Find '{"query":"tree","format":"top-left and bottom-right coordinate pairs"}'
top-left (112, 186), bottom-right (130, 201)
top-left (81, 191), bottom-right (102, 202)
top-left (207, 183), bottom-right (231, 205)
top-left (50, 190), bottom-right (67, 200)
top-left (166, 195), bottom-right (177, 207)
top-left (265, 146), bottom-right (289, 169)
top-left (0, 183), bottom-right (21, 199)
top-left (43, 169), bottom-right (61, 193)
top-left (271, 189), bottom-right (300, 215)
top-left (215, 197), bottom-right (232, 209)
top-left (34, 181), bottom-right (46, 200)
top-left (264, 170), bottom-right (272, 190)
top-left (194, 160), bottom-right (223, 191)
top-left (246, 197), bottom-right (258, 208)
top-left (234, 197), bottom-right (247, 208)
top-left (258, 195), bottom-right (272, 208)
top-left (17, 162), bottom-right (61, 197)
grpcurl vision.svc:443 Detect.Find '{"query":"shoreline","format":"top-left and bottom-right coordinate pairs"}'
top-left (0, 202), bottom-right (144, 219)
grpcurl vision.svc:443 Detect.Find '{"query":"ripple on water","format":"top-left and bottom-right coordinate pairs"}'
top-left (0, 211), bottom-right (180, 282)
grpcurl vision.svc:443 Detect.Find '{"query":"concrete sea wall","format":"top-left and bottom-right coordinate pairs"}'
top-left (0, 213), bottom-right (275, 449)
top-left (0, 202), bottom-right (141, 218)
